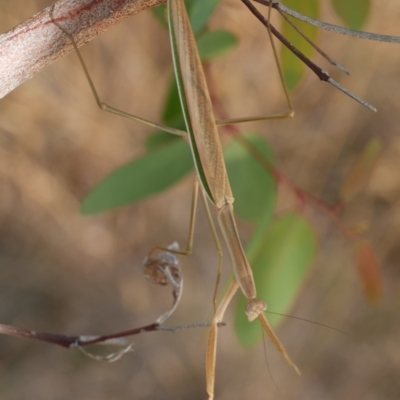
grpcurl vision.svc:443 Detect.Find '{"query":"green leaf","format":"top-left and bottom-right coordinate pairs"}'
top-left (187, 0), bottom-right (220, 35)
top-left (162, 75), bottom-right (186, 128)
top-left (197, 30), bottom-right (237, 61)
top-left (225, 133), bottom-right (276, 223)
top-left (280, 0), bottom-right (319, 90)
top-left (235, 212), bottom-right (316, 346)
top-left (152, 0), bottom-right (220, 34)
top-left (331, 0), bottom-right (371, 30)
top-left (145, 76), bottom-right (185, 152)
top-left (81, 140), bottom-right (193, 214)
top-left (145, 131), bottom-right (180, 151)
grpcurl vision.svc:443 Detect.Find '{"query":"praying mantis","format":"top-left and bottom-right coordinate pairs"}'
top-left (47, 0), bottom-right (304, 397)
top-left (51, 1), bottom-right (299, 397)
top-left (1, 2), bottom-right (398, 398)
top-left (46, 0), bottom-right (400, 398)
top-left (168, 0), bottom-right (302, 396)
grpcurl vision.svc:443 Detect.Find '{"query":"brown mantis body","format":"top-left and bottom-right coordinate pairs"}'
top-left (167, 1), bottom-right (301, 397)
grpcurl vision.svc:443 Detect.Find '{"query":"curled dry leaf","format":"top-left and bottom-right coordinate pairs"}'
top-left (143, 242), bottom-right (183, 324)
top-left (354, 240), bottom-right (382, 304)
top-left (340, 138), bottom-right (382, 202)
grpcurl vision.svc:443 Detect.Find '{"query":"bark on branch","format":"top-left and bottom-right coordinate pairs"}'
top-left (0, 0), bottom-right (166, 99)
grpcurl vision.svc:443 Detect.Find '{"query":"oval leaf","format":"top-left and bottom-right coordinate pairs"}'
top-left (152, 0), bottom-right (220, 35)
top-left (235, 212), bottom-right (316, 346)
top-left (162, 75), bottom-right (186, 129)
top-left (81, 140), bottom-right (193, 214)
top-left (281, 0), bottom-right (319, 90)
top-left (225, 133), bottom-right (276, 223)
top-left (146, 75), bottom-right (186, 151)
top-left (197, 30), bottom-right (238, 61)
top-left (339, 138), bottom-right (381, 202)
top-left (354, 240), bottom-right (382, 304)
top-left (188, 0), bottom-right (220, 35)
top-left (145, 131), bottom-right (180, 151)
top-left (331, 0), bottom-right (371, 30)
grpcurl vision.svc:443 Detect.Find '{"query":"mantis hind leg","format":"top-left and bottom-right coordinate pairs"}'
top-left (49, 4), bottom-right (186, 138)
top-left (216, 0), bottom-right (294, 127)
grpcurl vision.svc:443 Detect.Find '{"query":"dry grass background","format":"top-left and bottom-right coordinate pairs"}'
top-left (0, 1), bottom-right (400, 399)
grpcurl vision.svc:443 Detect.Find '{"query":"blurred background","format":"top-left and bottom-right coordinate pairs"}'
top-left (0, 0), bottom-right (399, 399)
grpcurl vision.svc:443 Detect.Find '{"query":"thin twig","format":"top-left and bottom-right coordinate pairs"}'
top-left (0, 243), bottom-right (191, 361)
top-left (242, 0), bottom-right (376, 111)
top-left (256, 0), bottom-right (400, 43)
